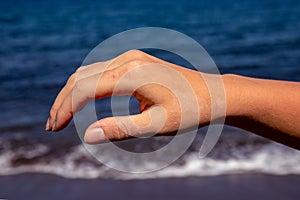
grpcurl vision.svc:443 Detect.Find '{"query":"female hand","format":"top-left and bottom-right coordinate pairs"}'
top-left (46, 49), bottom-right (300, 149)
top-left (45, 50), bottom-right (214, 144)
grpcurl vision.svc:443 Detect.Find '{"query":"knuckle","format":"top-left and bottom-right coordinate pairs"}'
top-left (119, 120), bottom-right (129, 135)
top-left (110, 119), bottom-right (130, 141)
top-left (73, 79), bottom-right (85, 93)
top-left (122, 49), bottom-right (146, 59)
top-left (127, 59), bottom-right (144, 67)
top-left (112, 129), bottom-right (123, 141)
top-left (123, 59), bottom-right (144, 73)
top-left (126, 49), bottom-right (144, 56)
top-left (75, 66), bottom-right (84, 72)
top-left (124, 60), bottom-right (147, 76)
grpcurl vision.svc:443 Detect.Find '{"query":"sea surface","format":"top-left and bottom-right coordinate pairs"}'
top-left (0, 0), bottom-right (300, 179)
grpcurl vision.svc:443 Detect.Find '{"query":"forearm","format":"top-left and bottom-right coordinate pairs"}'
top-left (223, 74), bottom-right (300, 148)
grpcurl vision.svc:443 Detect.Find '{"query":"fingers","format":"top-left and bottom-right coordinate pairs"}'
top-left (52, 73), bottom-right (100, 131)
top-left (84, 106), bottom-right (165, 144)
top-left (47, 50), bottom-right (163, 132)
top-left (46, 73), bottom-right (77, 131)
top-left (46, 50), bottom-right (149, 131)
top-left (52, 67), bottom-right (132, 131)
top-left (46, 60), bottom-right (114, 131)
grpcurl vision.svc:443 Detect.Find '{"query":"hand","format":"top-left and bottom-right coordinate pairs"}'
top-left (46, 50), bottom-right (300, 149)
top-left (45, 50), bottom-right (213, 144)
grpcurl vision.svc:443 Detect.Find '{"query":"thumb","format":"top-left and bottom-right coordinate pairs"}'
top-left (84, 106), bottom-right (166, 144)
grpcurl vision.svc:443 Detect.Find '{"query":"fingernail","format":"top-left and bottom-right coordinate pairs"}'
top-left (84, 128), bottom-right (106, 144)
top-left (45, 118), bottom-right (50, 131)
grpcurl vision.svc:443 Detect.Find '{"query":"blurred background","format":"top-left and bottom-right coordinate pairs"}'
top-left (0, 0), bottom-right (300, 199)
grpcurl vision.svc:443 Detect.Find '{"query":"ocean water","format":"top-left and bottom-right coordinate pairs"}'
top-left (0, 0), bottom-right (300, 179)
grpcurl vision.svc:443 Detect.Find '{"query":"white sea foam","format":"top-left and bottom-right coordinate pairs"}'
top-left (0, 140), bottom-right (299, 179)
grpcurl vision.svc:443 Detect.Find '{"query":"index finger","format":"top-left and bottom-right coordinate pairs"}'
top-left (47, 60), bottom-right (112, 130)
top-left (52, 67), bottom-right (133, 131)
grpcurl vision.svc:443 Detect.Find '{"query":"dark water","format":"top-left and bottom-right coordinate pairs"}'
top-left (0, 0), bottom-right (300, 178)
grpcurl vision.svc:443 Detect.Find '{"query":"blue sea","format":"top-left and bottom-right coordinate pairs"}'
top-left (0, 0), bottom-right (300, 179)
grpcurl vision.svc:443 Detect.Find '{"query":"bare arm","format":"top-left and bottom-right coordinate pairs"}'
top-left (223, 74), bottom-right (300, 149)
top-left (45, 50), bottom-right (300, 149)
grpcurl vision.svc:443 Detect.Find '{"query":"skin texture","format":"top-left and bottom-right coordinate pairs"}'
top-left (46, 50), bottom-right (300, 149)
